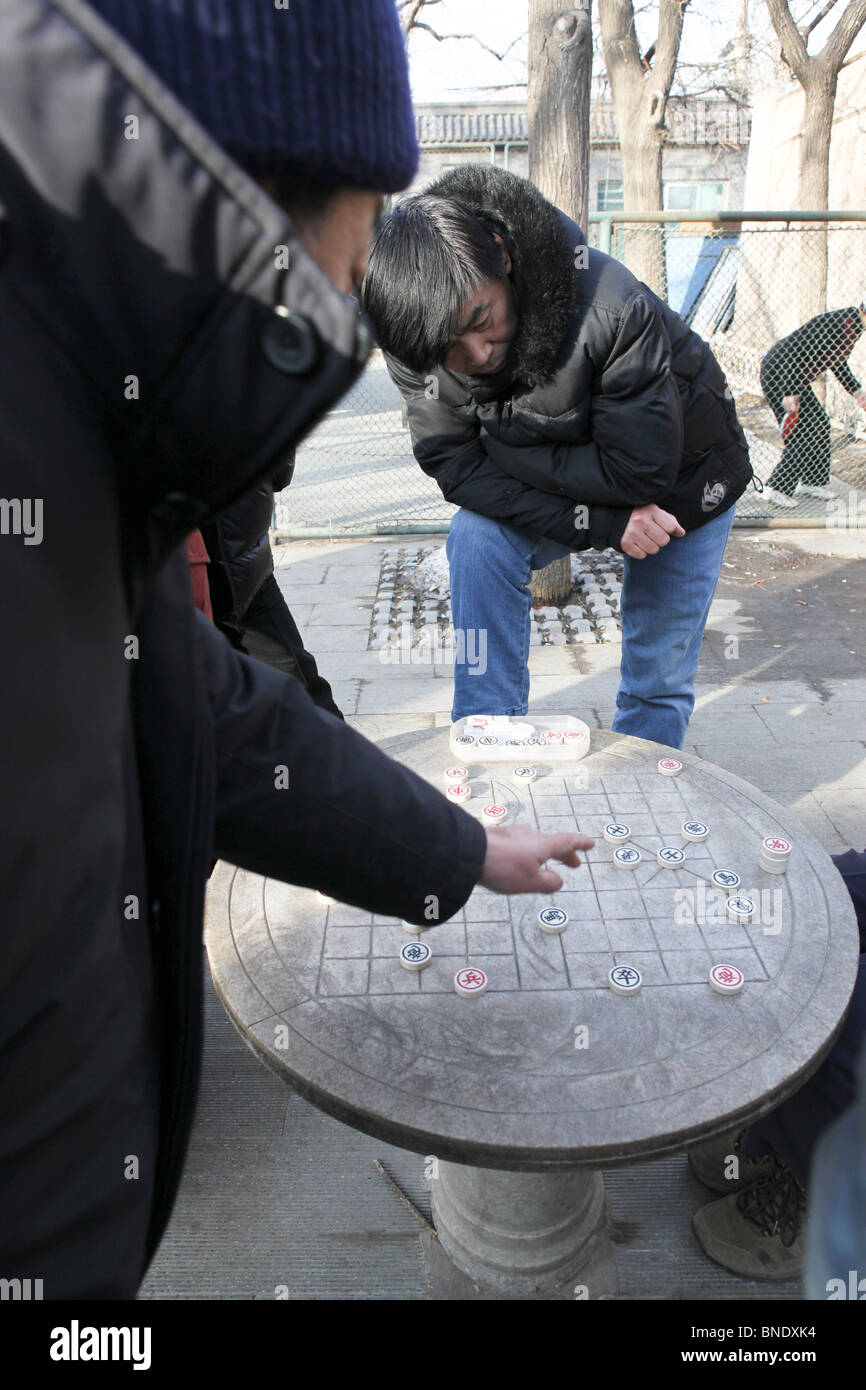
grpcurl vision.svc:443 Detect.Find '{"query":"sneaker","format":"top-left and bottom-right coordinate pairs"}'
top-left (688, 1129), bottom-right (778, 1193)
top-left (692, 1159), bottom-right (806, 1279)
top-left (796, 483), bottom-right (834, 500)
top-left (764, 487), bottom-right (797, 508)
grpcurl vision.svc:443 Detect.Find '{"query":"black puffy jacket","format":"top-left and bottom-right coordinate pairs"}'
top-left (383, 165), bottom-right (753, 551)
top-left (202, 461), bottom-right (291, 644)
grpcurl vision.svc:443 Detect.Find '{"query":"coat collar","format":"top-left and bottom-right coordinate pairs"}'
top-left (425, 164), bottom-right (580, 395)
top-left (0, 0), bottom-right (371, 560)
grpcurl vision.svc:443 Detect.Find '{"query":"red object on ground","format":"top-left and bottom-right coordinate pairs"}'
top-left (780, 407), bottom-right (800, 443)
top-left (186, 529), bottom-right (213, 620)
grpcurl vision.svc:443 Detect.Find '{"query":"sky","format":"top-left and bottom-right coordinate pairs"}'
top-left (406, 0), bottom-right (529, 102)
top-left (404, 0), bottom-right (857, 104)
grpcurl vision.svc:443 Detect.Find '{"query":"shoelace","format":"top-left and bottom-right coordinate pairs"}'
top-left (736, 1162), bottom-right (806, 1248)
top-left (731, 1131), bottom-right (775, 1178)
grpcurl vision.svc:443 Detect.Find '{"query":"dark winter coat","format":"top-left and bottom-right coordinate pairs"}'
top-left (0, 0), bottom-right (486, 1297)
top-left (762, 307), bottom-right (863, 398)
top-left (201, 461), bottom-right (292, 644)
top-left (384, 165), bottom-right (753, 551)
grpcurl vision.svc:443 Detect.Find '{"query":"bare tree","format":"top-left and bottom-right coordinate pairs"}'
top-left (598, 0), bottom-right (689, 208)
top-left (524, 2), bottom-right (594, 605)
top-left (528, 1), bottom-right (594, 227)
top-left (764, 0), bottom-right (866, 208)
top-left (764, 0), bottom-right (866, 321)
top-left (597, 0), bottom-right (690, 291)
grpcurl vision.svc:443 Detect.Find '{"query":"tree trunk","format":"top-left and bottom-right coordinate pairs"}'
top-left (598, 0), bottom-right (686, 297)
top-left (530, 554), bottom-right (573, 606)
top-left (528, 2), bottom-right (591, 605)
top-left (528, 0), bottom-right (594, 227)
top-left (763, 0), bottom-right (866, 323)
top-left (796, 70), bottom-right (836, 325)
top-left (618, 122), bottom-right (667, 294)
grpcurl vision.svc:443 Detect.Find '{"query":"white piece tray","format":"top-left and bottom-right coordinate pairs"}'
top-left (448, 714), bottom-right (591, 762)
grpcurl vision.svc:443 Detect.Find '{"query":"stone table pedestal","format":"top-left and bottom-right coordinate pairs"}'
top-left (430, 1163), bottom-right (613, 1295)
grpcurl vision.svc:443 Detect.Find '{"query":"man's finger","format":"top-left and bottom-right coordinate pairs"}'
top-left (540, 833), bottom-right (594, 865)
top-left (622, 532), bottom-right (647, 558)
top-left (649, 508), bottom-right (684, 537)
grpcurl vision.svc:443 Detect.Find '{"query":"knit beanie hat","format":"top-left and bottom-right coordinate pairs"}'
top-left (87, 0), bottom-right (419, 192)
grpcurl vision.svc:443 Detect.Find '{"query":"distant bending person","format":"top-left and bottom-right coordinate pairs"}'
top-left (761, 294), bottom-right (866, 507)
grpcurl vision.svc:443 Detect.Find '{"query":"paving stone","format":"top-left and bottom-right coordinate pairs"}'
top-left (786, 792), bottom-right (849, 855)
top-left (692, 740), bottom-right (866, 794)
top-left (317, 681), bottom-right (360, 716)
top-left (355, 682), bottom-right (450, 715)
top-left (519, 675), bottom-right (587, 706)
top-left (347, 714), bottom-right (436, 739)
top-left (692, 680), bottom-right (824, 709)
top-left (756, 703), bottom-right (866, 745)
top-left (291, 625), bottom-right (370, 652)
top-left (308, 602), bottom-right (373, 626)
top-left (686, 709), bottom-right (773, 745)
top-left (529, 646), bottom-right (577, 672)
top-left (811, 791), bottom-right (866, 847)
top-left (272, 581), bottom-right (330, 604)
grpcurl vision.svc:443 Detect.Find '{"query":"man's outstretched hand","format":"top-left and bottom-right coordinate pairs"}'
top-left (479, 826), bottom-right (595, 895)
top-left (621, 503), bottom-right (685, 558)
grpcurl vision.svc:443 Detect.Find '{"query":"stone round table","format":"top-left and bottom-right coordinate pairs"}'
top-left (204, 727), bottom-right (859, 1296)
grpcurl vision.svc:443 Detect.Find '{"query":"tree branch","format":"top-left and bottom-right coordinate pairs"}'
top-left (598, 0), bottom-right (646, 83)
top-left (671, 74), bottom-right (753, 107)
top-left (765, 0), bottom-right (812, 84)
top-left (822, 0), bottom-right (866, 73)
top-left (397, 0), bottom-right (429, 39)
top-left (653, 0), bottom-right (689, 95)
top-left (804, 0), bottom-right (841, 38)
top-left (410, 21), bottom-right (526, 64)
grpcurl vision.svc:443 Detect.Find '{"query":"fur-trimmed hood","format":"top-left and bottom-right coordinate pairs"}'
top-left (425, 165), bottom-right (580, 392)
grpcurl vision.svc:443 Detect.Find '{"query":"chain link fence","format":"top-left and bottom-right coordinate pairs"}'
top-left (274, 212), bottom-right (866, 537)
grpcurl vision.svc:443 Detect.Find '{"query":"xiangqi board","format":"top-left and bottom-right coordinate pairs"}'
top-left (207, 729), bottom-right (857, 1164)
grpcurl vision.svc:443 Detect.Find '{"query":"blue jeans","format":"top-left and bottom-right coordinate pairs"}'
top-left (445, 505), bottom-right (735, 749)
